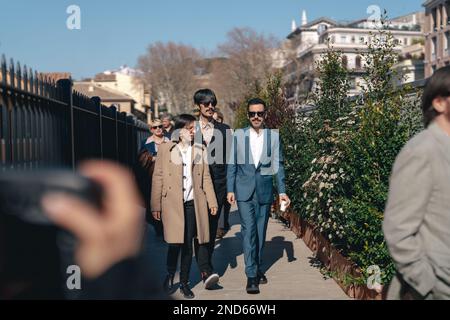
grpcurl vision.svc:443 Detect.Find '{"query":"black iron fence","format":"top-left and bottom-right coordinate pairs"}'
top-left (0, 55), bottom-right (149, 171)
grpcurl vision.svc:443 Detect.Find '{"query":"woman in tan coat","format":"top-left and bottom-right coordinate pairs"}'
top-left (151, 114), bottom-right (218, 299)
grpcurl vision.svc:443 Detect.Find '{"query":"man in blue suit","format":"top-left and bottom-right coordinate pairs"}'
top-left (227, 98), bottom-right (290, 294)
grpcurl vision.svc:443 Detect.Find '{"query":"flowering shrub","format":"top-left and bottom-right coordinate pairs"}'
top-left (281, 24), bottom-right (424, 285)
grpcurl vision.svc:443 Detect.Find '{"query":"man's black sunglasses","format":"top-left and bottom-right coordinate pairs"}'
top-left (248, 111), bottom-right (266, 118)
top-left (200, 101), bottom-right (217, 108)
top-left (152, 125), bottom-right (163, 129)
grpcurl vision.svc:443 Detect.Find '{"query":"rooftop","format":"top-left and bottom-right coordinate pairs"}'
top-left (73, 82), bottom-right (135, 102)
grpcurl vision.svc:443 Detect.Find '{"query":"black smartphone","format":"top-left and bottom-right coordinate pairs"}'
top-left (0, 170), bottom-right (103, 300)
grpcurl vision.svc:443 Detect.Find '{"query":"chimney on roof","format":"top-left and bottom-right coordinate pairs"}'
top-left (89, 79), bottom-right (95, 93)
top-left (292, 19), bottom-right (297, 31)
top-left (302, 10), bottom-right (308, 26)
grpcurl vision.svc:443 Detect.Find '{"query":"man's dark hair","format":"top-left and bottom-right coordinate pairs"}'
top-left (174, 114), bottom-right (197, 130)
top-left (247, 98), bottom-right (267, 111)
top-left (422, 66), bottom-right (450, 127)
top-left (194, 89), bottom-right (217, 106)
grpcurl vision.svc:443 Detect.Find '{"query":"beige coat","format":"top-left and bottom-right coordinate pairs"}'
top-left (151, 141), bottom-right (218, 244)
top-left (383, 122), bottom-right (450, 300)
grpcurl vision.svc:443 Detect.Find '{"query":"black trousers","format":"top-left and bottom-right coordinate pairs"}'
top-left (166, 201), bottom-right (209, 284)
top-left (219, 200), bottom-right (231, 230)
top-left (195, 190), bottom-right (227, 273)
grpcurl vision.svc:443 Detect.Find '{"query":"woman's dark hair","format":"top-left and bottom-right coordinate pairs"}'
top-left (194, 89), bottom-right (217, 107)
top-left (171, 114), bottom-right (196, 142)
top-left (247, 98), bottom-right (267, 111)
top-left (174, 114), bottom-right (196, 130)
top-left (422, 65), bottom-right (450, 127)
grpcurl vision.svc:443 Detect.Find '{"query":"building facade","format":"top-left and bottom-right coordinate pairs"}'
top-left (423, 0), bottom-right (450, 77)
top-left (85, 66), bottom-right (151, 122)
top-left (282, 11), bottom-right (425, 104)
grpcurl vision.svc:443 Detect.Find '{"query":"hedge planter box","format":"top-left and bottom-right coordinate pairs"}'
top-left (281, 208), bottom-right (383, 300)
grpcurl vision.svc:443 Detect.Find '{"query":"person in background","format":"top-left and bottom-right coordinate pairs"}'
top-left (151, 114), bottom-right (219, 299)
top-left (136, 119), bottom-right (169, 237)
top-left (194, 89), bottom-right (232, 289)
top-left (213, 110), bottom-right (224, 124)
top-left (383, 66), bottom-right (450, 300)
top-left (212, 110), bottom-right (232, 239)
top-left (161, 114), bottom-right (175, 140)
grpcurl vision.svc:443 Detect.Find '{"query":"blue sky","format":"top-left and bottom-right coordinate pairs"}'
top-left (0, 0), bottom-right (425, 80)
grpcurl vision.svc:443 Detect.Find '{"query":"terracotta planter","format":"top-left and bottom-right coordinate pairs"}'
top-left (282, 211), bottom-right (383, 300)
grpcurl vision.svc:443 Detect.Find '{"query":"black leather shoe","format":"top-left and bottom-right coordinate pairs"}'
top-left (246, 277), bottom-right (260, 294)
top-left (163, 273), bottom-right (175, 294)
top-left (258, 272), bottom-right (268, 285)
top-left (180, 283), bottom-right (195, 299)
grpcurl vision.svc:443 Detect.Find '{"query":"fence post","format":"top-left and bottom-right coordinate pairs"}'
top-left (91, 96), bottom-right (103, 160)
top-left (56, 78), bottom-right (75, 169)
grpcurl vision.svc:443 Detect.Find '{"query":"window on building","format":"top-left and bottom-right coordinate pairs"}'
top-left (342, 55), bottom-right (348, 69)
top-left (330, 36), bottom-right (336, 44)
top-left (433, 7), bottom-right (438, 31)
top-left (432, 37), bottom-right (437, 60)
top-left (351, 36), bottom-right (356, 44)
top-left (404, 38), bottom-right (408, 46)
top-left (360, 36), bottom-right (365, 44)
top-left (341, 36), bottom-right (347, 43)
top-left (355, 56), bottom-right (362, 69)
top-left (394, 39), bottom-right (400, 45)
top-left (446, 2), bottom-right (450, 25)
top-left (446, 32), bottom-right (450, 52)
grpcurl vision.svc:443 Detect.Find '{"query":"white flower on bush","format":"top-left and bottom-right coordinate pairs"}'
top-left (312, 158), bottom-right (317, 164)
top-left (330, 174), bottom-right (338, 180)
top-left (339, 208), bottom-right (344, 214)
top-left (313, 198), bottom-right (318, 203)
top-left (339, 168), bottom-right (344, 174)
top-left (329, 207), bottom-right (334, 213)
top-left (306, 205), bottom-right (310, 210)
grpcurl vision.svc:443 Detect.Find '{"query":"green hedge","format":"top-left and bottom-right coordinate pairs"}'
top-left (280, 28), bottom-right (424, 285)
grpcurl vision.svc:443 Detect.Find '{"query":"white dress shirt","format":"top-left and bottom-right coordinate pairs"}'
top-left (249, 127), bottom-right (264, 167)
top-left (178, 144), bottom-right (194, 202)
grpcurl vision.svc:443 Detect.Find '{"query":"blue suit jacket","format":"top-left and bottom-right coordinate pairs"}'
top-left (226, 127), bottom-right (286, 205)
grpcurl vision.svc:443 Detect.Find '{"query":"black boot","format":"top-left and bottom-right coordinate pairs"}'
top-left (163, 273), bottom-right (175, 294)
top-left (180, 283), bottom-right (195, 299)
top-left (246, 277), bottom-right (260, 294)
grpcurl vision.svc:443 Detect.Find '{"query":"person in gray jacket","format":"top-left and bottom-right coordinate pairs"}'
top-left (383, 65), bottom-right (450, 300)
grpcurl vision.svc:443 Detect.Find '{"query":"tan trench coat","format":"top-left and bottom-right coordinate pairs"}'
top-left (151, 141), bottom-right (218, 244)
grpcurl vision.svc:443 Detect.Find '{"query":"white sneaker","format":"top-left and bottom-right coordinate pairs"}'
top-left (203, 273), bottom-right (220, 290)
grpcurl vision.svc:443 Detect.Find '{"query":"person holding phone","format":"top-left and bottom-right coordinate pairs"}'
top-left (151, 114), bottom-right (219, 299)
top-left (227, 98), bottom-right (290, 295)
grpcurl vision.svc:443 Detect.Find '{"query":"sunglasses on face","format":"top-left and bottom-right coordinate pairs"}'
top-left (201, 101), bottom-right (217, 108)
top-left (248, 111), bottom-right (266, 118)
top-left (152, 125), bottom-right (163, 129)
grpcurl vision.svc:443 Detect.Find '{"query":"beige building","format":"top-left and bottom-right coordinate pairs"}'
top-left (73, 82), bottom-right (136, 115)
top-left (423, 0), bottom-right (450, 77)
top-left (87, 66), bottom-right (151, 122)
top-left (282, 11), bottom-right (425, 103)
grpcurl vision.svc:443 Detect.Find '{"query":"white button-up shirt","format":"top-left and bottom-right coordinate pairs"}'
top-left (249, 128), bottom-right (264, 168)
top-left (179, 145), bottom-right (194, 202)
